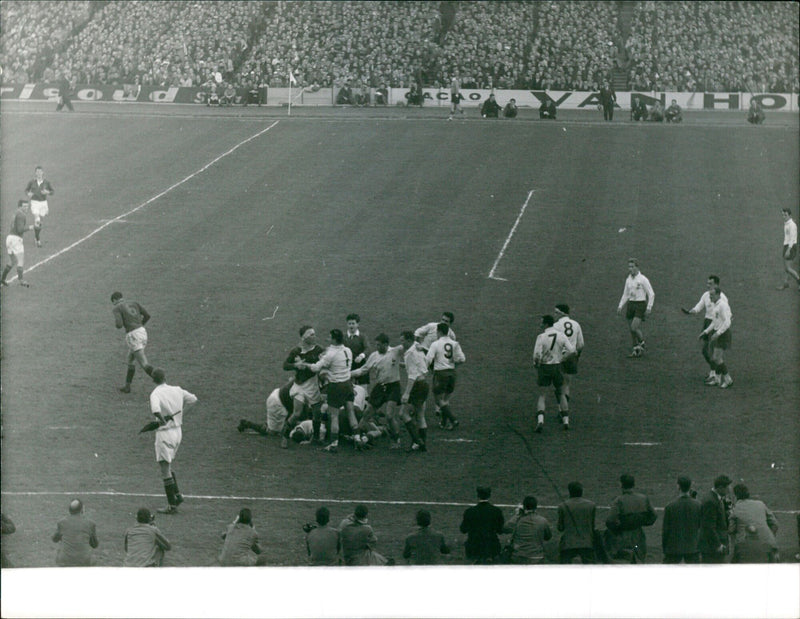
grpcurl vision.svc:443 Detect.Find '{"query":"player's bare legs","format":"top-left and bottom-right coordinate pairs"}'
top-left (782, 256), bottom-right (800, 288)
top-left (120, 350), bottom-right (153, 393)
top-left (398, 403), bottom-right (423, 450)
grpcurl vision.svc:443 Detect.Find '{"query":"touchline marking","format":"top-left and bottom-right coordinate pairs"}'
top-left (623, 442), bottom-right (661, 446)
top-left (2, 490), bottom-right (798, 514)
top-left (488, 189), bottom-right (535, 281)
top-left (262, 305), bottom-right (279, 320)
top-left (8, 120), bottom-right (281, 283)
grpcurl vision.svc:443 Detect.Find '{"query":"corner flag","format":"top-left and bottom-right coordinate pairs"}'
top-left (289, 70), bottom-right (297, 86)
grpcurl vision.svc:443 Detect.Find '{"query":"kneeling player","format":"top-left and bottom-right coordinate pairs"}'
top-left (238, 381), bottom-right (294, 436)
top-left (533, 315), bottom-right (575, 432)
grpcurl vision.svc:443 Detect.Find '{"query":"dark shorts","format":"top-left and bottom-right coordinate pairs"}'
top-left (451, 93), bottom-right (461, 104)
top-left (710, 329), bottom-right (732, 350)
top-left (326, 381), bottom-right (355, 408)
top-left (784, 244), bottom-right (797, 261)
top-left (561, 355), bottom-right (579, 375)
top-left (537, 364), bottom-right (564, 388)
top-left (432, 370), bottom-right (456, 395)
top-left (408, 380), bottom-right (430, 407)
top-left (626, 301), bottom-right (647, 321)
top-left (369, 381), bottom-right (401, 409)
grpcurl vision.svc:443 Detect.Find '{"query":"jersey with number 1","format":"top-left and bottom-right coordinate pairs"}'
top-left (554, 316), bottom-right (584, 353)
top-left (426, 336), bottom-right (465, 371)
top-left (533, 327), bottom-right (575, 366)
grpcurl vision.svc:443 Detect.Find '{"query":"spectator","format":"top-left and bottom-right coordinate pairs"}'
top-left (339, 504), bottom-right (390, 565)
top-left (503, 97), bottom-right (518, 118)
top-left (402, 509), bottom-right (451, 565)
top-left (661, 476), bottom-right (701, 563)
top-left (459, 486), bottom-right (506, 564)
top-left (480, 93), bottom-right (502, 118)
top-left (557, 481), bottom-right (596, 564)
top-left (221, 82), bottom-right (236, 106)
top-left (728, 483), bottom-right (779, 561)
top-left (219, 508), bottom-right (263, 566)
top-left (631, 96), bottom-right (649, 121)
top-left (665, 98), bottom-right (683, 122)
top-left (406, 81), bottom-right (422, 106)
top-left (336, 81), bottom-right (354, 105)
top-left (731, 524), bottom-right (774, 563)
top-left (699, 475), bottom-right (732, 563)
top-left (1, 513), bottom-right (16, 568)
top-left (505, 496), bottom-right (552, 564)
top-left (123, 508), bottom-right (171, 567)
top-left (747, 98), bottom-right (765, 124)
top-left (649, 100), bottom-right (665, 122)
top-left (539, 98), bottom-right (557, 119)
top-left (605, 474), bottom-right (657, 564)
top-left (305, 506), bottom-right (341, 566)
top-left (375, 83), bottom-right (388, 106)
top-left (52, 499), bottom-right (99, 567)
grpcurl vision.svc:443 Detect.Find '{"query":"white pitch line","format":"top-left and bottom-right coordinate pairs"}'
top-left (7, 120), bottom-right (281, 283)
top-left (2, 490), bottom-right (798, 514)
top-left (623, 442), bottom-right (661, 446)
top-left (488, 189), bottom-right (535, 281)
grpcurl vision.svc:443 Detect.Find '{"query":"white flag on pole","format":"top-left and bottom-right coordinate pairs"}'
top-left (289, 70), bottom-right (297, 85)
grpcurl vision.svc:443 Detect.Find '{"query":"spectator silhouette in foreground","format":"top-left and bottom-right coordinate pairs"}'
top-left (124, 508), bottom-right (171, 567)
top-left (403, 509), bottom-right (451, 565)
top-left (557, 481), bottom-right (596, 564)
top-left (219, 508), bottom-right (263, 566)
top-left (52, 499), bottom-right (99, 567)
top-left (505, 495), bottom-right (552, 564)
top-left (662, 476), bottom-right (701, 563)
top-left (339, 504), bottom-right (391, 565)
top-left (605, 474), bottom-right (657, 563)
top-left (460, 486), bottom-right (505, 564)
top-left (305, 506), bottom-right (341, 566)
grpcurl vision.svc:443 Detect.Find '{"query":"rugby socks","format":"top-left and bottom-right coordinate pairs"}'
top-left (240, 420), bottom-right (267, 435)
top-left (171, 472), bottom-right (183, 505)
top-left (0, 265), bottom-right (11, 283)
top-left (125, 366), bottom-right (136, 386)
top-left (163, 477), bottom-right (178, 506)
top-left (404, 421), bottom-right (420, 444)
top-left (418, 427), bottom-right (427, 443)
top-left (34, 223), bottom-right (41, 243)
top-left (312, 416), bottom-right (321, 441)
top-left (144, 364), bottom-right (154, 377)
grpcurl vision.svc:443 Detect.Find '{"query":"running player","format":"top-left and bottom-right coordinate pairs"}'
top-left (1, 200), bottom-right (34, 287)
top-left (111, 291), bottom-right (155, 392)
top-left (25, 166), bottom-right (54, 247)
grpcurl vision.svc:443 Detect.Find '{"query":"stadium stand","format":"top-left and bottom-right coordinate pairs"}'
top-left (0, 1), bottom-right (797, 93)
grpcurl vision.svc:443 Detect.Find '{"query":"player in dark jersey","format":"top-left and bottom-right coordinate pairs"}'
top-left (238, 381), bottom-right (295, 435)
top-left (281, 326), bottom-right (325, 440)
top-left (25, 166), bottom-right (54, 247)
top-left (111, 291), bottom-right (155, 393)
top-left (1, 200), bottom-right (35, 287)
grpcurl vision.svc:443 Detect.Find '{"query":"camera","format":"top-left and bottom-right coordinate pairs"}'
top-left (302, 522), bottom-right (316, 534)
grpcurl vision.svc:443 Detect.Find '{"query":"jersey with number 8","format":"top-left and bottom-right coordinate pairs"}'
top-left (554, 316), bottom-right (584, 353)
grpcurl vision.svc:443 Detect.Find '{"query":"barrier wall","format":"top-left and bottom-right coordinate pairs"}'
top-left (1, 83), bottom-right (797, 111)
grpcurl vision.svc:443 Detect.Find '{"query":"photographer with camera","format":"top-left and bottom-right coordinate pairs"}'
top-left (219, 508), bottom-right (263, 566)
top-left (123, 508), bottom-right (171, 567)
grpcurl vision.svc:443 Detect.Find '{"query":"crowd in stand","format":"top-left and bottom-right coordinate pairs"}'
top-left (627, 1), bottom-right (799, 93)
top-left (526, 0), bottom-right (617, 91)
top-left (2, 475), bottom-right (795, 567)
top-left (1, 1), bottom-right (797, 92)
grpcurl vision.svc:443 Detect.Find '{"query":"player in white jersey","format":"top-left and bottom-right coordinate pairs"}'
top-left (299, 329), bottom-right (358, 453)
top-left (617, 258), bottom-right (655, 357)
top-left (414, 311), bottom-right (456, 351)
top-left (533, 315), bottom-right (576, 432)
top-left (682, 275), bottom-right (729, 381)
top-left (700, 287), bottom-right (733, 388)
top-left (553, 304), bottom-right (584, 405)
top-left (778, 208), bottom-right (799, 290)
top-left (400, 331), bottom-right (429, 451)
top-left (148, 368), bottom-right (198, 514)
top-left (426, 323), bottom-right (466, 430)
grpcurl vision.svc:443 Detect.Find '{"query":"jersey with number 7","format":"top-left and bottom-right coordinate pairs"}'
top-left (426, 336), bottom-right (465, 371)
top-left (533, 327), bottom-right (575, 366)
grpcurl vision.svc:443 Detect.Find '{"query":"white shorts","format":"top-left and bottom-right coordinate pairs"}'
top-left (125, 327), bottom-right (148, 353)
top-left (5, 235), bottom-right (24, 261)
top-left (290, 379), bottom-right (322, 407)
top-left (265, 389), bottom-right (288, 432)
top-left (155, 427), bottom-right (182, 462)
top-left (353, 384), bottom-right (367, 412)
top-left (30, 200), bottom-right (48, 218)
